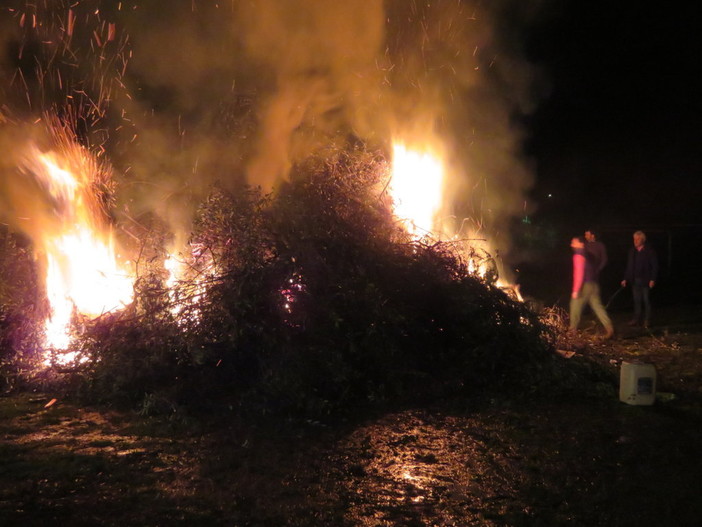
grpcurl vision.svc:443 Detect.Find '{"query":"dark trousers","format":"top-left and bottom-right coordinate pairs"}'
top-left (631, 283), bottom-right (651, 323)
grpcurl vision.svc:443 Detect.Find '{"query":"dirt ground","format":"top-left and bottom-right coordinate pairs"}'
top-left (1, 305), bottom-right (701, 526)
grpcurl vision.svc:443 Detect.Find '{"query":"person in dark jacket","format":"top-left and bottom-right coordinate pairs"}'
top-left (584, 228), bottom-right (607, 278)
top-left (621, 230), bottom-right (658, 328)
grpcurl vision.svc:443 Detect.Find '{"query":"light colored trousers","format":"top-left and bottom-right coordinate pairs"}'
top-left (569, 282), bottom-right (613, 331)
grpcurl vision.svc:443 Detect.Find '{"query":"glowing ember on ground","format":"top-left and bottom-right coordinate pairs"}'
top-left (22, 148), bottom-right (134, 363)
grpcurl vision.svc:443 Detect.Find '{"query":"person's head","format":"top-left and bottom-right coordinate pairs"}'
top-left (571, 236), bottom-right (585, 250)
top-left (584, 229), bottom-right (597, 242)
top-left (633, 230), bottom-right (646, 248)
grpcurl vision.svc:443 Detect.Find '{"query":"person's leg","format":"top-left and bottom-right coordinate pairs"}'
top-left (631, 284), bottom-right (643, 323)
top-left (569, 294), bottom-right (585, 331)
top-left (587, 283), bottom-right (613, 334)
top-left (641, 286), bottom-right (651, 326)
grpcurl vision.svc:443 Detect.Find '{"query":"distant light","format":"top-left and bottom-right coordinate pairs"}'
top-left (547, 193), bottom-right (553, 198)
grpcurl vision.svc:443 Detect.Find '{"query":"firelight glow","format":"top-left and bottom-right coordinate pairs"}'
top-left (163, 250), bottom-right (210, 323)
top-left (389, 143), bottom-right (445, 237)
top-left (30, 151), bottom-right (134, 360)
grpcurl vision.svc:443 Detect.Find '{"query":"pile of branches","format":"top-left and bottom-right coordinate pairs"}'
top-left (0, 230), bottom-right (47, 393)
top-left (64, 148), bottom-right (556, 416)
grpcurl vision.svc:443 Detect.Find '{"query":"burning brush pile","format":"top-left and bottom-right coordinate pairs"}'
top-left (0, 0), bottom-right (561, 417)
top-left (2, 145), bottom-right (554, 417)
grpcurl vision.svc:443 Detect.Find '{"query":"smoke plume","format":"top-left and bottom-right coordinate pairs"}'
top-left (1, 0), bottom-right (543, 264)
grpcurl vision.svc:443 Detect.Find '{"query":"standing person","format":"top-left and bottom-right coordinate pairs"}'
top-left (584, 228), bottom-right (607, 278)
top-left (569, 236), bottom-right (614, 339)
top-left (621, 230), bottom-right (658, 328)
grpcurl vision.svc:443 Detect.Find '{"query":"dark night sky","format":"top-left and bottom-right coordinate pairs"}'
top-left (522, 1), bottom-right (702, 229)
top-left (506, 1), bottom-right (702, 304)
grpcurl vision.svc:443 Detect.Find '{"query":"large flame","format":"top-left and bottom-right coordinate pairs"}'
top-left (388, 140), bottom-right (520, 298)
top-left (23, 148), bottom-right (134, 359)
top-left (389, 142), bottom-right (446, 237)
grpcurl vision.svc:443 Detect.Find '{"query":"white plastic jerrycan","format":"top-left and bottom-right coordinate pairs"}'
top-left (619, 361), bottom-right (657, 406)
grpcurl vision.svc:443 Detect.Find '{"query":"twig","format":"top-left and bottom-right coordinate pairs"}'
top-left (605, 286), bottom-right (625, 309)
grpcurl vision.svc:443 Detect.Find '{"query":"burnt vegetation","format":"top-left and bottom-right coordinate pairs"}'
top-left (2, 148), bottom-right (559, 417)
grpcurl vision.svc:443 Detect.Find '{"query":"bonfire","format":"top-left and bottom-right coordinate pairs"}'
top-left (0, 2), bottom-right (553, 414)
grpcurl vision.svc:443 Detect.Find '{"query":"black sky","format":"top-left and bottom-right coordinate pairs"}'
top-left (523, 1), bottom-right (702, 228)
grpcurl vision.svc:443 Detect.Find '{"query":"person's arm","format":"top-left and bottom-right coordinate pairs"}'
top-left (649, 248), bottom-right (659, 288)
top-left (599, 244), bottom-right (608, 272)
top-left (572, 254), bottom-right (585, 298)
top-left (584, 243), bottom-right (603, 272)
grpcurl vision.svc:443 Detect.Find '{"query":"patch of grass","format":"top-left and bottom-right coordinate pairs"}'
top-left (0, 393), bottom-right (42, 420)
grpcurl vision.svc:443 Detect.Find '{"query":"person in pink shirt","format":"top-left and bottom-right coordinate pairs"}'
top-left (569, 236), bottom-right (614, 339)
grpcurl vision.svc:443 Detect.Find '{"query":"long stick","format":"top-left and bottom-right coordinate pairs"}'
top-left (606, 286), bottom-right (625, 308)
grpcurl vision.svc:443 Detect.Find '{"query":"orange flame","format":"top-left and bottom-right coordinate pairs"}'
top-left (389, 141), bottom-right (520, 295)
top-left (23, 148), bottom-right (134, 360)
top-left (163, 242), bottom-right (216, 325)
top-left (389, 142), bottom-right (445, 237)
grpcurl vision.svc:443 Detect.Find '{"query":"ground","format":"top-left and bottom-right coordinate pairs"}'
top-left (1, 305), bottom-right (701, 526)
